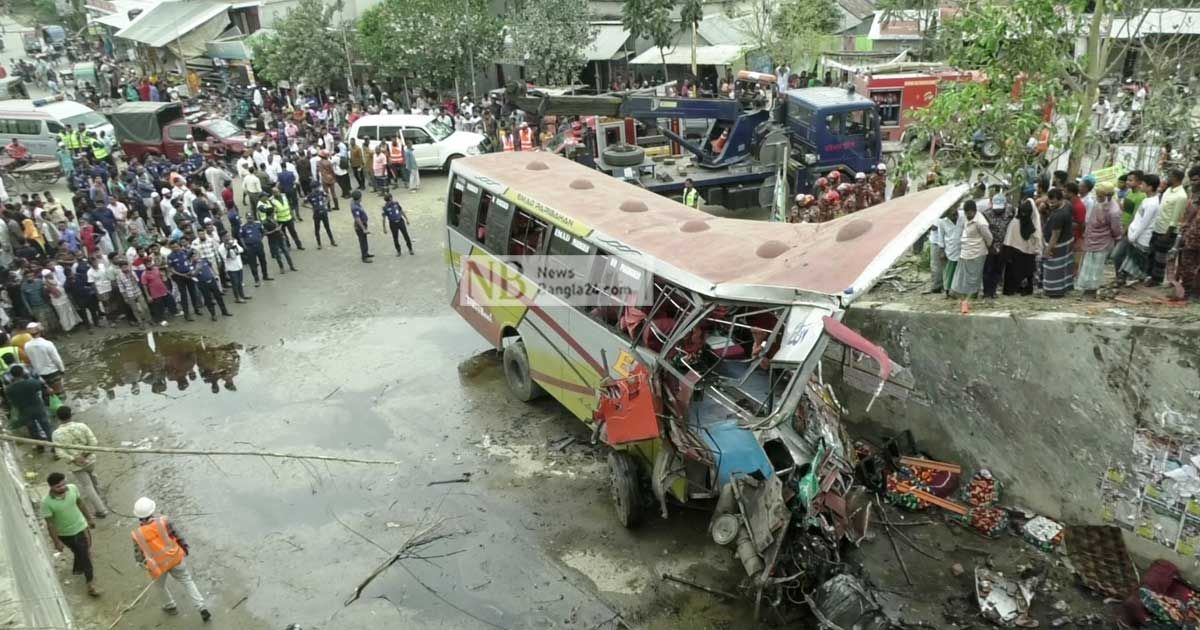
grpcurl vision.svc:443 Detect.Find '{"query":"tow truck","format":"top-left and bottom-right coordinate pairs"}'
top-left (505, 74), bottom-right (882, 208)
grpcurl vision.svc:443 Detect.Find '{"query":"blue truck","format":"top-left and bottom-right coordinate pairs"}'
top-left (506, 81), bottom-right (881, 209)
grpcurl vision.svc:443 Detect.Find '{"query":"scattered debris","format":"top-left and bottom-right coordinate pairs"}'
top-left (952, 563), bottom-right (965, 577)
top-left (1065, 525), bottom-right (1139, 598)
top-left (427, 472), bottom-right (472, 486)
top-left (809, 574), bottom-right (897, 629)
top-left (661, 573), bottom-right (737, 600)
top-left (976, 567), bottom-right (1039, 627)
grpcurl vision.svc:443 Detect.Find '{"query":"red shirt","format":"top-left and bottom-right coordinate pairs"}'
top-left (140, 268), bottom-right (169, 299)
top-left (1071, 197), bottom-right (1087, 242)
top-left (221, 188), bottom-right (235, 209)
top-left (6, 143), bottom-right (28, 160)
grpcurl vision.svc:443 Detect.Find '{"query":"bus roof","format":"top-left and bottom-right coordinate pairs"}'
top-left (456, 152), bottom-right (964, 303)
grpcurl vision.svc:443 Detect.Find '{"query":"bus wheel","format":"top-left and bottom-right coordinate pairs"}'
top-left (502, 340), bottom-right (544, 402)
top-left (608, 450), bottom-right (643, 528)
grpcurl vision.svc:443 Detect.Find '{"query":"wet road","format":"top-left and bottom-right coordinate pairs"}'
top-left (28, 171), bottom-right (750, 630)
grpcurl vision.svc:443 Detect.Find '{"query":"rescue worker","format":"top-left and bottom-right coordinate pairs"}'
top-left (130, 497), bottom-right (211, 622)
top-left (254, 192), bottom-right (273, 224)
top-left (65, 123), bottom-right (87, 157)
top-left (182, 135), bottom-right (199, 159)
top-left (869, 163), bottom-right (888, 205)
top-left (500, 127), bottom-right (515, 152)
top-left (682, 179), bottom-right (700, 209)
top-left (827, 170), bottom-right (842, 188)
top-left (518, 122), bottom-right (534, 151)
top-left (789, 194), bottom-right (808, 223)
top-left (853, 173), bottom-right (869, 211)
top-left (87, 132), bottom-right (111, 166)
top-left (837, 183), bottom-right (856, 215)
top-left (820, 191), bottom-right (840, 222)
top-left (814, 176), bottom-right (830, 198)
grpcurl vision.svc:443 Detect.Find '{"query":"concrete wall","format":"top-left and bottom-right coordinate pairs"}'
top-left (830, 303), bottom-right (1200, 524)
top-left (0, 443), bottom-right (74, 629)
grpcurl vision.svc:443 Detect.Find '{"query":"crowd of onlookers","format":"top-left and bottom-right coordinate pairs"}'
top-left (922, 167), bottom-right (1200, 303)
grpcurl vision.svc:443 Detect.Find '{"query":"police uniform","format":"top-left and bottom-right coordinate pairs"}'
top-left (271, 195), bottom-right (303, 250)
top-left (382, 201), bottom-right (413, 255)
top-left (193, 258), bottom-right (231, 320)
top-left (262, 218), bottom-right (296, 273)
top-left (166, 249), bottom-right (203, 320)
top-left (351, 201), bottom-right (371, 261)
top-left (238, 221), bottom-right (271, 284)
top-left (682, 186), bottom-right (700, 209)
top-left (308, 190), bottom-right (335, 248)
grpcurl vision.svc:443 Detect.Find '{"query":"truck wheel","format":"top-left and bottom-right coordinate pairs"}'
top-left (608, 450), bottom-right (643, 528)
top-left (502, 340), bottom-right (544, 402)
top-left (979, 139), bottom-right (1002, 161)
top-left (601, 143), bottom-right (645, 167)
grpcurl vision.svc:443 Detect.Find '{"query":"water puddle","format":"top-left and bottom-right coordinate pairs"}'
top-left (65, 331), bottom-right (243, 397)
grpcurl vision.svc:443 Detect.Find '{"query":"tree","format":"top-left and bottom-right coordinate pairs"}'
top-left (507, 0), bottom-right (598, 86)
top-left (250, 0), bottom-right (351, 91)
top-left (772, 0), bottom-right (841, 67)
top-left (898, 0), bottom-right (1078, 185)
top-left (357, 0), bottom-right (502, 93)
top-left (622, 0), bottom-right (675, 82)
top-left (679, 0), bottom-right (704, 77)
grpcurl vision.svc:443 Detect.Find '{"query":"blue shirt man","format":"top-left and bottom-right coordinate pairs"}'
top-left (239, 220), bottom-right (264, 249)
top-left (278, 168), bottom-right (296, 194)
top-left (382, 200), bottom-right (407, 225)
top-left (350, 192), bottom-right (372, 262)
top-left (167, 248), bottom-right (194, 276)
top-left (90, 163), bottom-right (108, 185)
top-left (92, 205), bottom-right (117, 235)
top-left (195, 257), bottom-right (217, 283)
top-left (59, 226), bottom-right (80, 253)
top-left (307, 189), bottom-right (328, 217)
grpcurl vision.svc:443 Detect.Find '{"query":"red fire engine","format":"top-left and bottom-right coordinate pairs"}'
top-left (850, 68), bottom-right (978, 143)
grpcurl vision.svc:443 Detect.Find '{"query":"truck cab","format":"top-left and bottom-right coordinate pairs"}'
top-left (108, 102), bottom-right (252, 163)
top-left (781, 87), bottom-right (881, 191)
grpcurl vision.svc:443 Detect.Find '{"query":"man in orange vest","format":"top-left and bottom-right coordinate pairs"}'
top-left (131, 497), bottom-right (211, 622)
top-left (518, 123), bottom-right (534, 151)
top-left (387, 137), bottom-right (406, 189)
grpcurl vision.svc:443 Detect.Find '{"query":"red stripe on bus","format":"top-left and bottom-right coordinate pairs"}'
top-left (464, 260), bottom-right (606, 377)
top-left (529, 369), bottom-right (595, 396)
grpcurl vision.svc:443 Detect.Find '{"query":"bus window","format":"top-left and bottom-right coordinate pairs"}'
top-left (828, 110), bottom-right (867, 137)
top-left (588, 252), bottom-right (643, 332)
top-left (458, 182), bottom-right (483, 238)
top-left (485, 197), bottom-right (514, 253)
top-left (448, 177), bottom-right (465, 228)
top-left (509, 209), bottom-right (549, 257)
top-left (547, 226), bottom-right (594, 288)
top-left (475, 193), bottom-right (493, 244)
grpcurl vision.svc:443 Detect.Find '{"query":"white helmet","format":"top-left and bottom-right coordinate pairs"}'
top-left (876, 163), bottom-right (887, 171)
top-left (133, 497), bottom-right (157, 518)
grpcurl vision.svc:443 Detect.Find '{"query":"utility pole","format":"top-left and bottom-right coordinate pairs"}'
top-left (1067, 0), bottom-right (1105, 178)
top-left (339, 0), bottom-right (356, 97)
top-left (464, 0), bottom-right (477, 100)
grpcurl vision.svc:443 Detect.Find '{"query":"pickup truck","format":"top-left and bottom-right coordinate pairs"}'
top-left (108, 102), bottom-right (254, 163)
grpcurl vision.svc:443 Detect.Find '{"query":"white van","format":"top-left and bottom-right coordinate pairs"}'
top-left (348, 114), bottom-right (485, 170)
top-left (0, 97), bottom-right (115, 159)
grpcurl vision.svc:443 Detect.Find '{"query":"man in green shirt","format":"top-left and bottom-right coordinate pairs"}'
top-left (40, 472), bottom-right (101, 597)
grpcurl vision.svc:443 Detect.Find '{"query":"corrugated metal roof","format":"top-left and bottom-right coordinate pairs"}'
top-left (115, 0), bottom-right (230, 47)
top-left (1110, 9), bottom-right (1200, 38)
top-left (837, 0), bottom-right (877, 21)
top-left (583, 24), bottom-right (630, 61)
top-left (629, 44), bottom-right (743, 66)
top-left (696, 14), bottom-right (752, 46)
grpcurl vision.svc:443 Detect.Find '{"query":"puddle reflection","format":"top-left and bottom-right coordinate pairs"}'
top-left (70, 332), bottom-right (242, 396)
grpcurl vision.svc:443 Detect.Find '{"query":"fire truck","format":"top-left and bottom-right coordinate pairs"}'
top-left (849, 67), bottom-right (978, 144)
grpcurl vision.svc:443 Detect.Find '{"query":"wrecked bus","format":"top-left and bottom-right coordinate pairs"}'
top-left (446, 151), bottom-right (964, 596)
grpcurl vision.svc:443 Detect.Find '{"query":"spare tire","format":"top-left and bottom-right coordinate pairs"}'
top-left (601, 143), bottom-right (645, 167)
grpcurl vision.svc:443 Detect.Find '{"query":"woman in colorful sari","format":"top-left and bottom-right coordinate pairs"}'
top-left (1076, 182), bottom-right (1123, 296)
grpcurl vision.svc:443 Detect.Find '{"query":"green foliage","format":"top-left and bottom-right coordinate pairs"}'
top-left (357, 0), bottom-right (502, 89)
top-left (680, 0), bottom-right (704, 33)
top-left (899, 0), bottom-right (1079, 183)
top-left (622, 0), bottom-right (675, 51)
top-left (508, 0), bottom-right (597, 85)
top-left (771, 0), bottom-right (841, 64)
top-left (249, 0), bottom-right (349, 90)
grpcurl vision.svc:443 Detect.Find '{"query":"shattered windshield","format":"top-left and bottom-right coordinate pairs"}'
top-left (628, 278), bottom-right (802, 423)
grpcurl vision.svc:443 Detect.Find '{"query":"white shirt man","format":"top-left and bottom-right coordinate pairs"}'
top-left (252, 146), bottom-right (270, 171)
top-left (24, 332), bottom-right (64, 378)
top-left (235, 155), bottom-right (254, 179)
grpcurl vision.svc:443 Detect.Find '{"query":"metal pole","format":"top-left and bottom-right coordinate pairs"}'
top-left (464, 0), bottom-right (477, 99)
top-left (339, 3), bottom-right (356, 96)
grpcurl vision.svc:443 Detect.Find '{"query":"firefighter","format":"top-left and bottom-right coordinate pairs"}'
top-left (837, 183), bottom-right (855, 215)
top-left (869, 163), bottom-right (887, 205)
top-left (813, 176), bottom-right (830, 197)
top-left (518, 122), bottom-right (534, 151)
top-left (818, 191), bottom-right (839, 222)
top-left (854, 172), bottom-right (870, 210)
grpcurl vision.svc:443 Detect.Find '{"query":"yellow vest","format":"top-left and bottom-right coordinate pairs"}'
top-left (89, 137), bottom-right (109, 160)
top-left (271, 197), bottom-right (292, 222)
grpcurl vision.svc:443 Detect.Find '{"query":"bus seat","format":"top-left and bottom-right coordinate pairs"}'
top-left (619, 304), bottom-right (646, 339)
top-left (706, 333), bottom-right (747, 360)
top-left (642, 316), bottom-right (675, 352)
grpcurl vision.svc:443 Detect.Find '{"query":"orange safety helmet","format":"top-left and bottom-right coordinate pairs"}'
top-left (815, 177), bottom-right (829, 189)
top-left (828, 170), bottom-right (842, 182)
top-left (824, 191), bottom-right (841, 203)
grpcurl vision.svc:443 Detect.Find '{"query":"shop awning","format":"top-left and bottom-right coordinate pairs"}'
top-left (115, 0), bottom-right (230, 47)
top-left (584, 24), bottom-right (630, 61)
top-left (93, 11), bottom-right (133, 29)
top-left (629, 44), bottom-right (743, 66)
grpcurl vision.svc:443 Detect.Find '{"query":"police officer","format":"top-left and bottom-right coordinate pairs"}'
top-left (66, 123), bottom-right (86, 157)
top-left (270, 188), bottom-right (304, 250)
top-left (351, 190), bottom-right (372, 263)
top-left (254, 191), bottom-right (273, 224)
top-left (166, 240), bottom-right (204, 321)
top-left (192, 253), bottom-right (231, 321)
top-left (87, 132), bottom-right (111, 166)
top-left (238, 217), bottom-right (272, 285)
top-left (381, 193), bottom-right (413, 256)
top-left (682, 178), bottom-right (700, 209)
top-left (263, 214), bottom-right (297, 274)
top-left (308, 186), bottom-right (336, 249)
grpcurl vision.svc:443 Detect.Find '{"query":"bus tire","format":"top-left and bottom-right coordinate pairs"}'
top-left (503, 340), bottom-right (544, 402)
top-left (601, 143), bottom-right (645, 167)
top-left (608, 450), bottom-right (643, 528)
